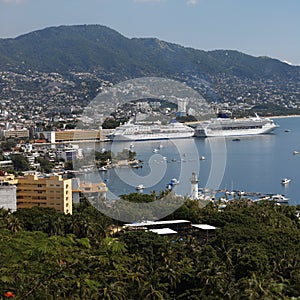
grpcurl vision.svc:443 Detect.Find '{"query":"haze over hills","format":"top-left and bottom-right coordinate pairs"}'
top-left (0, 24), bottom-right (299, 82)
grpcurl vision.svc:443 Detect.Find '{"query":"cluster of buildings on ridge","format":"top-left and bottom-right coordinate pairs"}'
top-left (1, 67), bottom-right (299, 217)
top-left (1, 69), bottom-right (299, 141)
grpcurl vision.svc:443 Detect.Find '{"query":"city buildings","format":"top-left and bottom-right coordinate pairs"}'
top-left (17, 174), bottom-right (72, 214)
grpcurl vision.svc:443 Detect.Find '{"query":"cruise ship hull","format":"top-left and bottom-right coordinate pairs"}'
top-left (110, 132), bottom-right (194, 141)
top-left (194, 116), bottom-right (279, 137)
top-left (109, 121), bottom-right (195, 141)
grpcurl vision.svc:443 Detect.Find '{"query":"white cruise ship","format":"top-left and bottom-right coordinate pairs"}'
top-left (109, 119), bottom-right (195, 141)
top-left (194, 114), bottom-right (279, 137)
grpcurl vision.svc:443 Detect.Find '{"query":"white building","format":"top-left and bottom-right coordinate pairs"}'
top-left (0, 184), bottom-right (17, 212)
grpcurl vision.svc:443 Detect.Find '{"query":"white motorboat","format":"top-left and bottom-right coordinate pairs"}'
top-left (269, 194), bottom-right (289, 203)
top-left (170, 178), bottom-right (179, 185)
top-left (99, 166), bottom-right (108, 171)
top-left (136, 184), bottom-right (145, 190)
top-left (281, 178), bottom-right (291, 185)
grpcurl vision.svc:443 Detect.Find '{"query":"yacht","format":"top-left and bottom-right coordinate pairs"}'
top-left (170, 178), bottom-right (179, 185)
top-left (281, 178), bottom-right (291, 185)
top-left (135, 184), bottom-right (145, 191)
top-left (108, 119), bottom-right (194, 141)
top-left (194, 114), bottom-right (279, 137)
top-left (99, 166), bottom-right (108, 172)
top-left (269, 194), bottom-right (289, 204)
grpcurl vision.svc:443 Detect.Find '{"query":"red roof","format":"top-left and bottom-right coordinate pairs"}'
top-left (34, 139), bottom-right (47, 143)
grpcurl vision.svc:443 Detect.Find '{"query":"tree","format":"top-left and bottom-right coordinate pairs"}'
top-left (35, 157), bottom-right (54, 173)
top-left (11, 154), bottom-right (30, 171)
top-left (5, 215), bottom-right (23, 233)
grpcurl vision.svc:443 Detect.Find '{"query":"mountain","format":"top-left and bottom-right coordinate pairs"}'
top-left (0, 24), bottom-right (299, 81)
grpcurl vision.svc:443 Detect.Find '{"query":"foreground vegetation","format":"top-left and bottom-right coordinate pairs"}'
top-left (1, 197), bottom-right (300, 299)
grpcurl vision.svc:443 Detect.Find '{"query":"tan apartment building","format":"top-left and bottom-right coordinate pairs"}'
top-left (1, 129), bottom-right (30, 139)
top-left (17, 174), bottom-right (72, 214)
top-left (0, 171), bottom-right (18, 185)
top-left (55, 129), bottom-right (103, 142)
top-left (39, 129), bottom-right (113, 143)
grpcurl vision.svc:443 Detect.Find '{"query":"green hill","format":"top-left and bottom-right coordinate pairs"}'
top-left (0, 24), bottom-right (299, 81)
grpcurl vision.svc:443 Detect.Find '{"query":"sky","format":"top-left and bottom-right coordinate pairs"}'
top-left (0, 0), bottom-right (300, 65)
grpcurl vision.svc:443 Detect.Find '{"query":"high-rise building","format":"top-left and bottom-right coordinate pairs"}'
top-left (17, 174), bottom-right (72, 214)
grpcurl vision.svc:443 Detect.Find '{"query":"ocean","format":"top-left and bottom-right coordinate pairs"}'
top-left (86, 116), bottom-right (300, 206)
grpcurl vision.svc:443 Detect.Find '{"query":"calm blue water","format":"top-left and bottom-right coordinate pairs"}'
top-left (91, 117), bottom-right (300, 205)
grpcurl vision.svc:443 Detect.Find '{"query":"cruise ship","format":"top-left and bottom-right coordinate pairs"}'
top-left (108, 119), bottom-right (195, 141)
top-left (194, 114), bottom-right (279, 137)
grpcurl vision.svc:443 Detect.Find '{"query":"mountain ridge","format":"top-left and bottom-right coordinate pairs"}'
top-left (0, 24), bottom-right (298, 82)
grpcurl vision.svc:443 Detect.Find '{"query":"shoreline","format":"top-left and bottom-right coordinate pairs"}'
top-left (268, 114), bottom-right (300, 119)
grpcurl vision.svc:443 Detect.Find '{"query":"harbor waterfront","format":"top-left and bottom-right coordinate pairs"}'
top-left (83, 116), bottom-right (300, 206)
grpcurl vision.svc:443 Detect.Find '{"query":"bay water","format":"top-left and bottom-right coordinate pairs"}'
top-left (95, 117), bottom-right (300, 205)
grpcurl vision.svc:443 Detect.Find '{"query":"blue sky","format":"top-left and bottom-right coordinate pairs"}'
top-left (1, 0), bottom-right (300, 65)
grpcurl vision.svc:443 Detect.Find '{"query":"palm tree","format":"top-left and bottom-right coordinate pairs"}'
top-left (140, 283), bottom-right (165, 300)
top-left (5, 215), bottom-right (23, 233)
top-left (99, 281), bottom-right (127, 300)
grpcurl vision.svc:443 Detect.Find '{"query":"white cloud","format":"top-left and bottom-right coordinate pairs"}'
top-left (187, 0), bottom-right (199, 5)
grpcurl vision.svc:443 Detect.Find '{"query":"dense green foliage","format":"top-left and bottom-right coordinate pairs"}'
top-left (10, 154), bottom-right (30, 171)
top-left (1, 198), bottom-right (300, 299)
top-left (95, 149), bottom-right (136, 166)
top-left (0, 25), bottom-right (299, 81)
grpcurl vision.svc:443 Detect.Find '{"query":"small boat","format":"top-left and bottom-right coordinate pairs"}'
top-left (284, 129), bottom-right (291, 132)
top-left (136, 184), bottom-right (144, 190)
top-left (237, 190), bottom-right (245, 196)
top-left (293, 150), bottom-right (299, 155)
top-left (225, 190), bottom-right (235, 196)
top-left (152, 148), bottom-right (159, 153)
top-left (232, 138), bottom-right (240, 141)
top-left (131, 163), bottom-right (143, 169)
top-left (99, 166), bottom-right (108, 171)
top-left (200, 156), bottom-right (206, 160)
top-left (170, 178), bottom-right (179, 185)
top-left (269, 194), bottom-right (289, 203)
top-left (281, 178), bottom-right (291, 185)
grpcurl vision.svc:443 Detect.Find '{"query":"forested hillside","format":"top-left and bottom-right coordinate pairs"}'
top-left (1, 198), bottom-right (300, 299)
top-left (0, 24), bottom-right (298, 81)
